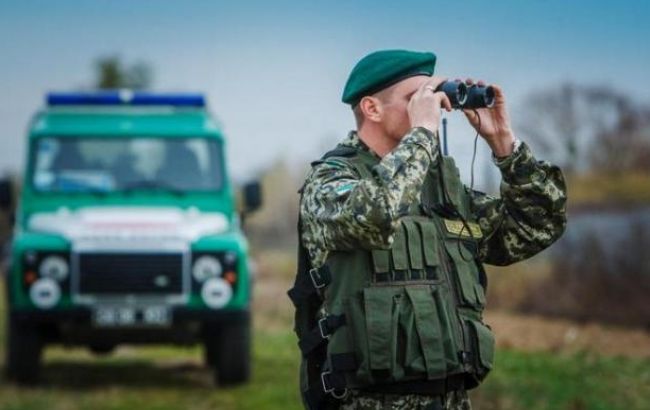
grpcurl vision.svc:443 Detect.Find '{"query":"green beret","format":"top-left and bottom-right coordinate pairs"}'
top-left (342, 49), bottom-right (437, 105)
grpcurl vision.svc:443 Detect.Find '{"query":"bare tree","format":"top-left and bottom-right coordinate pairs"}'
top-left (589, 108), bottom-right (650, 174)
top-left (516, 84), bottom-right (632, 174)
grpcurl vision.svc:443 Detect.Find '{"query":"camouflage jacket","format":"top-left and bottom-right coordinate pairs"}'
top-left (300, 128), bottom-right (567, 269)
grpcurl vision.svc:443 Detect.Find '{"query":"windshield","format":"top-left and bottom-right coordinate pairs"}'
top-left (31, 137), bottom-right (223, 193)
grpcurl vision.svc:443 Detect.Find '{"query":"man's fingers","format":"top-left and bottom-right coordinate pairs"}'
top-left (489, 84), bottom-right (506, 104)
top-left (439, 93), bottom-right (452, 112)
top-left (416, 79), bottom-right (436, 96)
top-left (428, 91), bottom-right (452, 112)
top-left (463, 108), bottom-right (479, 123)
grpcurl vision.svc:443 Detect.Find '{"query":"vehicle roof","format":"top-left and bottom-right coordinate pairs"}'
top-left (28, 107), bottom-right (223, 138)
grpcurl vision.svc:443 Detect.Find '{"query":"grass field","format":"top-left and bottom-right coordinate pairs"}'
top-left (1, 278), bottom-right (649, 410)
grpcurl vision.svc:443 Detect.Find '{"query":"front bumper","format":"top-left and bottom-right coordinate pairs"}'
top-left (8, 307), bottom-right (250, 346)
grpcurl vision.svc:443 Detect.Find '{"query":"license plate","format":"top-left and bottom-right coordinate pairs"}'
top-left (92, 306), bottom-right (171, 327)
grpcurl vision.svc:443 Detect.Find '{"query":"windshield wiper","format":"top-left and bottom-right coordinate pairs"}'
top-left (121, 180), bottom-right (185, 196)
top-left (86, 188), bottom-right (110, 197)
top-left (53, 186), bottom-right (110, 197)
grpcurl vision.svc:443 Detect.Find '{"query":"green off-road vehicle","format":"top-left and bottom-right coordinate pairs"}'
top-left (0, 91), bottom-right (261, 385)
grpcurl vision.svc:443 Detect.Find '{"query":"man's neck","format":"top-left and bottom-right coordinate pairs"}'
top-left (357, 128), bottom-right (397, 158)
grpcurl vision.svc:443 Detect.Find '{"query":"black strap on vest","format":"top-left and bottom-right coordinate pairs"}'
top-left (289, 165), bottom-right (353, 410)
top-left (303, 372), bottom-right (347, 410)
top-left (287, 265), bottom-right (332, 307)
top-left (297, 314), bottom-right (346, 357)
top-left (288, 187), bottom-right (327, 409)
top-left (303, 353), bottom-right (356, 408)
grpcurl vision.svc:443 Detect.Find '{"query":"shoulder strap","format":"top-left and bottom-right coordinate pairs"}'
top-left (309, 144), bottom-right (358, 168)
top-left (322, 145), bottom-right (358, 160)
top-left (311, 144), bottom-right (378, 181)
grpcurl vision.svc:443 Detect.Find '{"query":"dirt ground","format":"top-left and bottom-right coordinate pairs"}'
top-left (254, 268), bottom-right (650, 359)
top-left (485, 310), bottom-right (650, 358)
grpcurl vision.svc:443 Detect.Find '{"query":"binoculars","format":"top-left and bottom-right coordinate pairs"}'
top-left (435, 80), bottom-right (495, 109)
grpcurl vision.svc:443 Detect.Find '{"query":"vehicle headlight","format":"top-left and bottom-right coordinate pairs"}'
top-left (192, 255), bottom-right (222, 282)
top-left (224, 251), bottom-right (238, 265)
top-left (39, 255), bottom-right (69, 281)
top-left (30, 278), bottom-right (61, 309)
top-left (201, 277), bottom-right (232, 309)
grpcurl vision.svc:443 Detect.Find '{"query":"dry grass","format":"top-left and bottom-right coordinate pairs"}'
top-left (484, 257), bottom-right (553, 312)
top-left (568, 172), bottom-right (650, 208)
top-left (253, 257), bottom-right (650, 358)
top-left (486, 310), bottom-right (650, 358)
top-left (250, 248), bottom-right (298, 332)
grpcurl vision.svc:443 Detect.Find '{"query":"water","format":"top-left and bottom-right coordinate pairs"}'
top-left (564, 206), bottom-right (650, 243)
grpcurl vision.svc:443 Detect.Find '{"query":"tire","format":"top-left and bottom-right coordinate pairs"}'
top-left (5, 315), bottom-right (43, 384)
top-left (204, 319), bottom-right (251, 386)
top-left (89, 343), bottom-right (115, 356)
top-left (203, 339), bottom-right (217, 368)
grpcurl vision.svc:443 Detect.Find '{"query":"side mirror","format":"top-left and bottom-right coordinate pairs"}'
top-left (0, 178), bottom-right (12, 210)
top-left (242, 180), bottom-right (262, 214)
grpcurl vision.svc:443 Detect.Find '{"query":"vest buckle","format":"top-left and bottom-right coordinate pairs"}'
top-left (318, 317), bottom-right (332, 340)
top-left (317, 314), bottom-right (346, 340)
top-left (309, 267), bottom-right (328, 290)
top-left (321, 370), bottom-right (348, 398)
top-left (320, 370), bottom-right (334, 393)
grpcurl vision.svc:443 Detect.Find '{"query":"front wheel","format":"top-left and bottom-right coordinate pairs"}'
top-left (88, 343), bottom-right (116, 356)
top-left (204, 318), bottom-right (251, 386)
top-left (5, 315), bottom-right (43, 384)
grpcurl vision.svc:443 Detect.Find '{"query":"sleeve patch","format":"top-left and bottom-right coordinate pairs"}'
top-left (335, 183), bottom-right (354, 196)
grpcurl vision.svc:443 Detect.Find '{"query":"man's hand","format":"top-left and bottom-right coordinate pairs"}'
top-left (408, 76), bottom-right (452, 134)
top-left (461, 79), bottom-right (516, 157)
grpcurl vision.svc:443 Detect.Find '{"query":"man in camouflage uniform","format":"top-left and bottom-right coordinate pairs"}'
top-left (293, 50), bottom-right (567, 409)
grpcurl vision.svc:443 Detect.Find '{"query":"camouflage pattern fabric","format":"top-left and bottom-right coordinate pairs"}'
top-left (339, 390), bottom-right (471, 410)
top-left (298, 127), bottom-right (566, 408)
top-left (300, 128), bottom-right (567, 268)
top-left (471, 138), bottom-right (567, 265)
top-left (301, 128), bottom-right (439, 268)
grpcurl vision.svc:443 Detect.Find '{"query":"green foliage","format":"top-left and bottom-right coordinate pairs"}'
top-left (94, 56), bottom-right (153, 90)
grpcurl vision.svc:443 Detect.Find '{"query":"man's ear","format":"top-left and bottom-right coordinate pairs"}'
top-left (359, 96), bottom-right (383, 123)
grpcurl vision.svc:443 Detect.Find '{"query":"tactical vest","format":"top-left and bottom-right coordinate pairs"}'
top-left (289, 144), bottom-right (495, 409)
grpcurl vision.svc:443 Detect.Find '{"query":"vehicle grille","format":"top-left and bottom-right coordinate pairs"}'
top-left (77, 252), bottom-right (184, 295)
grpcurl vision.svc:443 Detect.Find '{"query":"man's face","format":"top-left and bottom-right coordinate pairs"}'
top-left (377, 75), bottom-right (430, 141)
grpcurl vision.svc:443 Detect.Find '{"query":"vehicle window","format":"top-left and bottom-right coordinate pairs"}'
top-left (32, 137), bottom-right (223, 193)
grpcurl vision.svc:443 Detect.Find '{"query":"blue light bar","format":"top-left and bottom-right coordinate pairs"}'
top-left (47, 91), bottom-right (205, 107)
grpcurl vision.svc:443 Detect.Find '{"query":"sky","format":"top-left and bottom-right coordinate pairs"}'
top-left (0, 0), bottom-right (648, 190)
